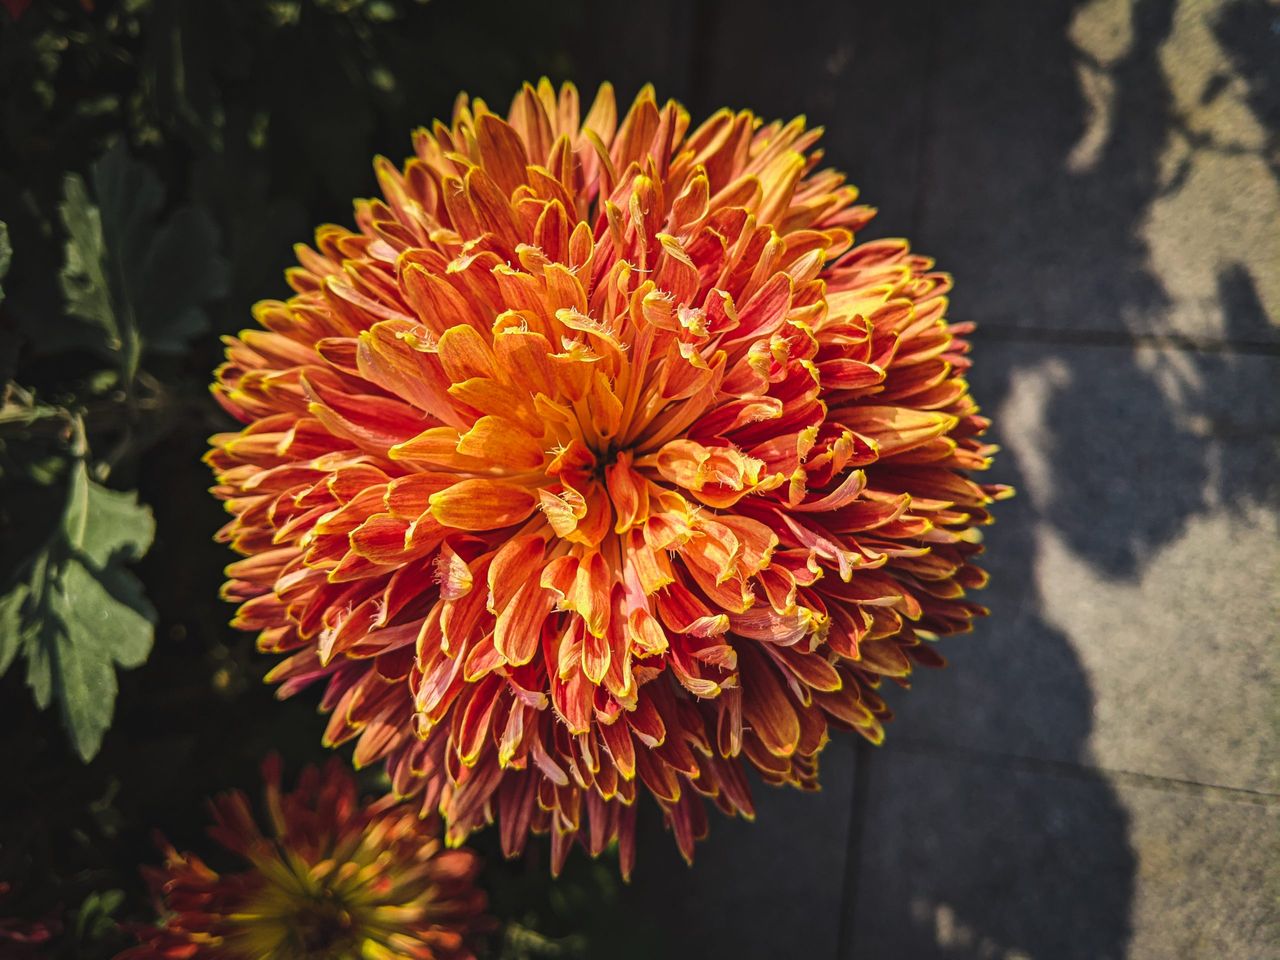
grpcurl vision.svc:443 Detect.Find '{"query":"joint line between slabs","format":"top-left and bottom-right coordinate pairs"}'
top-left (887, 737), bottom-right (1280, 806)
top-left (837, 738), bottom-right (878, 959)
top-left (971, 323), bottom-right (1280, 358)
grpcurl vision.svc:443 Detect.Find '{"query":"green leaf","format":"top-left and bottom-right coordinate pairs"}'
top-left (57, 143), bottom-right (229, 374)
top-left (0, 587), bottom-right (24, 676)
top-left (136, 204), bottom-right (228, 353)
top-left (0, 220), bottom-right (11, 304)
top-left (59, 174), bottom-right (122, 352)
top-left (0, 459), bottom-right (156, 761)
top-left (75, 888), bottom-right (126, 941)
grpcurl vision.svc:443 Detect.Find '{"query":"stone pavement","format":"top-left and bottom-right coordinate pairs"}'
top-left (576, 0), bottom-right (1279, 957)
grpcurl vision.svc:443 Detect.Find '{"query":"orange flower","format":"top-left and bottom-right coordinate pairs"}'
top-left (118, 758), bottom-right (486, 960)
top-left (208, 80), bottom-right (1010, 875)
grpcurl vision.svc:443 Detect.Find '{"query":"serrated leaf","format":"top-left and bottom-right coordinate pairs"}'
top-left (57, 143), bottom-right (228, 372)
top-left (0, 460), bottom-right (156, 761)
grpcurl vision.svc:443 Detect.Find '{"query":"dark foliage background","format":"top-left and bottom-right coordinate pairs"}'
top-left (0, 1), bottom-right (673, 956)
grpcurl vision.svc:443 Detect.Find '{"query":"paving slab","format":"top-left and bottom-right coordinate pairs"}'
top-left (689, 0), bottom-right (1278, 344)
top-left (1121, 777), bottom-right (1278, 959)
top-left (844, 747), bottom-right (1276, 960)
top-left (844, 747), bottom-right (1133, 960)
top-left (619, 736), bottom-right (856, 960)
top-left (692, 0), bottom-right (934, 236)
top-left (917, 0), bottom-right (1278, 344)
top-left (884, 339), bottom-right (1279, 795)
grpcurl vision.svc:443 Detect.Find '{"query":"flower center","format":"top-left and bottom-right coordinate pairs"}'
top-left (291, 893), bottom-right (358, 958)
top-left (233, 881), bottom-right (368, 960)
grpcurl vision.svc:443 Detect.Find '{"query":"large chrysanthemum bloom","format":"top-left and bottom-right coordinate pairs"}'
top-left (208, 80), bottom-right (1010, 876)
top-left (118, 758), bottom-right (486, 960)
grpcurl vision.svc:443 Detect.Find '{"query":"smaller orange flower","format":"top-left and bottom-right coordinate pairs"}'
top-left (118, 757), bottom-right (487, 960)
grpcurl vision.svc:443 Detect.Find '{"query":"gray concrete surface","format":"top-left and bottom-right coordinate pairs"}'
top-left (588, 1), bottom-right (1279, 956)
